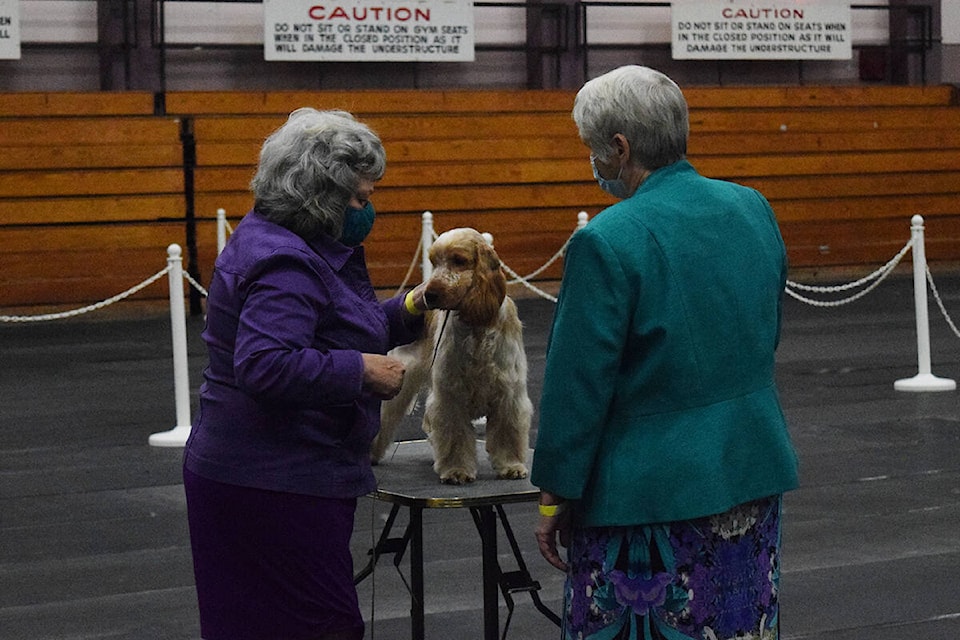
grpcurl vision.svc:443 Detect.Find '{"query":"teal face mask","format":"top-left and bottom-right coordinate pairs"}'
top-left (591, 155), bottom-right (631, 200)
top-left (340, 201), bottom-right (376, 246)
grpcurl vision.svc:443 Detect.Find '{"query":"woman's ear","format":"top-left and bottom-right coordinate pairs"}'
top-left (612, 133), bottom-right (631, 164)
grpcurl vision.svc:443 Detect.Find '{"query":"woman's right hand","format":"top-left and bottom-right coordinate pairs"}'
top-left (361, 353), bottom-right (406, 399)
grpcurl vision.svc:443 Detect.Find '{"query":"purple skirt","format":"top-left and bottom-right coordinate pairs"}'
top-left (563, 495), bottom-right (783, 640)
top-left (183, 467), bottom-right (364, 640)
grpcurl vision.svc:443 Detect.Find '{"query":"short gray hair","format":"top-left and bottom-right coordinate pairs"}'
top-left (251, 108), bottom-right (386, 240)
top-left (572, 65), bottom-right (689, 171)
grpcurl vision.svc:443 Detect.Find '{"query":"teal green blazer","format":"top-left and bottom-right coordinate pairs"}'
top-left (531, 160), bottom-right (799, 527)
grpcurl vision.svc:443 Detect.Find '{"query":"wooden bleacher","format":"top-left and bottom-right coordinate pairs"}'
top-left (0, 92), bottom-right (184, 309)
top-left (682, 86), bottom-right (960, 271)
top-left (1, 86), bottom-right (958, 310)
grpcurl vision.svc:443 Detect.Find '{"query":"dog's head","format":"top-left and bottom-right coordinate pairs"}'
top-left (424, 228), bottom-right (507, 327)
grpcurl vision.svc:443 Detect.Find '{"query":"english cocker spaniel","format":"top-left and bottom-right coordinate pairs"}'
top-left (372, 228), bottom-right (533, 484)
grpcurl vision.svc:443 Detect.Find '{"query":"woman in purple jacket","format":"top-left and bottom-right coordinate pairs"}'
top-left (183, 108), bottom-right (429, 640)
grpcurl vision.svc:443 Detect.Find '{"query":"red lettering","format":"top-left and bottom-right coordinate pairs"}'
top-left (308, 4), bottom-right (431, 21)
top-left (721, 7), bottom-right (804, 20)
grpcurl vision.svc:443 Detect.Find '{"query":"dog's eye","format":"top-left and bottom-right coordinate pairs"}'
top-left (450, 254), bottom-right (470, 268)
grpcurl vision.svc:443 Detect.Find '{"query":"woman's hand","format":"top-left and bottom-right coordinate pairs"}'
top-left (361, 353), bottom-right (406, 399)
top-left (535, 491), bottom-right (570, 572)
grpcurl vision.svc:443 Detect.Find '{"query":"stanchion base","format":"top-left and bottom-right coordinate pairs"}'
top-left (148, 425), bottom-right (191, 447)
top-left (894, 374), bottom-right (956, 393)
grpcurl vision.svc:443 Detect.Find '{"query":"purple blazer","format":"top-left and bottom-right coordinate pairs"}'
top-left (183, 210), bottom-right (423, 499)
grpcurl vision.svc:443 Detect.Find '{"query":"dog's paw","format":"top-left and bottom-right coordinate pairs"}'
top-left (439, 469), bottom-right (477, 485)
top-left (495, 463), bottom-right (528, 480)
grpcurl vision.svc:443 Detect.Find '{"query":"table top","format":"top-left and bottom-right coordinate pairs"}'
top-left (370, 440), bottom-right (539, 509)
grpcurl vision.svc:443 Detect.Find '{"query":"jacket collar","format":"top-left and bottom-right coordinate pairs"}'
top-left (634, 159), bottom-right (696, 196)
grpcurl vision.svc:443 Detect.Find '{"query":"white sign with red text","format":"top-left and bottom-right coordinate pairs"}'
top-left (0, 0), bottom-right (20, 60)
top-left (672, 0), bottom-right (851, 60)
top-left (263, 0), bottom-right (474, 62)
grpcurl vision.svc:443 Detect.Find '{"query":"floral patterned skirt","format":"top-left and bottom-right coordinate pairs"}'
top-left (563, 495), bottom-right (782, 640)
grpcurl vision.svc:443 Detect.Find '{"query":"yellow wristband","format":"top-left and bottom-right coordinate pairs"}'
top-left (404, 290), bottom-right (423, 315)
top-left (538, 503), bottom-right (565, 517)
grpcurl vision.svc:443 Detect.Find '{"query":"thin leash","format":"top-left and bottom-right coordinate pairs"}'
top-left (431, 309), bottom-right (451, 369)
top-left (371, 308), bottom-right (452, 634)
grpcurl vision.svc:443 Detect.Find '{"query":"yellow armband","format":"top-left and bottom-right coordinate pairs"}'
top-left (538, 503), bottom-right (566, 517)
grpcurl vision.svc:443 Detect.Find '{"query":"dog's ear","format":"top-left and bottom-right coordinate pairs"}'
top-left (458, 240), bottom-right (506, 327)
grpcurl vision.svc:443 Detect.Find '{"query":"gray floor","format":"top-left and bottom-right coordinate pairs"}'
top-left (2, 273), bottom-right (960, 640)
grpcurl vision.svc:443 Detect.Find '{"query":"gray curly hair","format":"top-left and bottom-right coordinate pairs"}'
top-left (251, 108), bottom-right (386, 241)
top-left (573, 65), bottom-right (688, 171)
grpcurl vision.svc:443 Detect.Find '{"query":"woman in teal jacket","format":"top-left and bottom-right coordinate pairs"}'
top-left (531, 66), bottom-right (799, 640)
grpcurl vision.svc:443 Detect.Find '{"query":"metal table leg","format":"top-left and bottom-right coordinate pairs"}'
top-left (474, 505), bottom-right (500, 640)
top-left (410, 506), bottom-right (425, 640)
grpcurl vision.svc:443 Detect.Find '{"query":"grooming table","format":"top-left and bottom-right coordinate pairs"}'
top-left (354, 440), bottom-right (561, 640)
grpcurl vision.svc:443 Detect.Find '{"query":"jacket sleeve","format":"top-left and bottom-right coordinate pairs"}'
top-left (530, 227), bottom-right (632, 500)
top-left (232, 254), bottom-right (365, 408)
top-left (382, 292), bottom-right (425, 348)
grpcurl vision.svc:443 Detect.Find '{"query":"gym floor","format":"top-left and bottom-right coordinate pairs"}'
top-left (2, 273), bottom-right (959, 639)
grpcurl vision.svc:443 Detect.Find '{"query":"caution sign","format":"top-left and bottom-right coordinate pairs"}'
top-left (264, 0), bottom-right (474, 62)
top-left (0, 0), bottom-right (20, 60)
top-left (672, 0), bottom-right (852, 60)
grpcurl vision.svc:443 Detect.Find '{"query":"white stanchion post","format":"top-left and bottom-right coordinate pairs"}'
top-left (149, 244), bottom-right (194, 446)
top-left (894, 215), bottom-right (956, 392)
top-left (421, 211), bottom-right (434, 280)
top-left (216, 208), bottom-right (227, 255)
top-left (577, 211), bottom-right (589, 230)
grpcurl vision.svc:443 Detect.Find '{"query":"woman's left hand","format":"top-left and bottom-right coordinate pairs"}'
top-left (535, 492), bottom-right (570, 572)
top-left (360, 353), bottom-right (406, 399)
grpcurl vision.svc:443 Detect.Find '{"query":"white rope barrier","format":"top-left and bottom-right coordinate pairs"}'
top-left (927, 265), bottom-right (960, 340)
top-left (503, 212), bottom-right (589, 287)
top-left (0, 266), bottom-right (171, 323)
top-left (783, 238), bottom-right (913, 307)
top-left (183, 270), bottom-right (209, 298)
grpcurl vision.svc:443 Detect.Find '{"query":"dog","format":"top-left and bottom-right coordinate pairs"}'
top-left (371, 228), bottom-right (533, 484)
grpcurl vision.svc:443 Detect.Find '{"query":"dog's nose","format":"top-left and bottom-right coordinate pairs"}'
top-left (423, 291), bottom-right (440, 309)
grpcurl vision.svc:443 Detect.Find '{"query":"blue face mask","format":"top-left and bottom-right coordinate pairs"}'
top-left (340, 201), bottom-right (375, 246)
top-left (591, 155), bottom-right (631, 200)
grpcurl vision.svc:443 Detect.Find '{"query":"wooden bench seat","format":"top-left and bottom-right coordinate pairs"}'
top-left (0, 195), bottom-right (185, 226)
top-left (691, 128), bottom-right (960, 155)
top-left (682, 85), bottom-right (956, 108)
top-left (0, 91), bottom-right (156, 117)
top-left (689, 106), bottom-right (960, 133)
top-left (166, 85), bottom-right (956, 115)
top-left (165, 89), bottom-right (578, 115)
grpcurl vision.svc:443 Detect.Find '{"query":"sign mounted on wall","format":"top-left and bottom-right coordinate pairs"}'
top-left (672, 0), bottom-right (852, 60)
top-left (0, 0), bottom-right (20, 60)
top-left (263, 0), bottom-right (474, 62)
